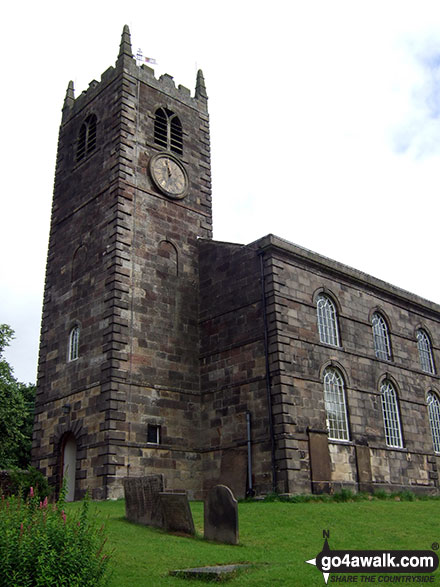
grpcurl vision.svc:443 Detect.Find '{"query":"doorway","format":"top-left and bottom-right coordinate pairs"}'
top-left (61, 433), bottom-right (77, 501)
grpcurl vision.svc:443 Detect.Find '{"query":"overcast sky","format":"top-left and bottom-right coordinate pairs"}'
top-left (2, 1), bottom-right (440, 383)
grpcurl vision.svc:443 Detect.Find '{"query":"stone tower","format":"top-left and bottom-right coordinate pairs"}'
top-left (32, 26), bottom-right (212, 500)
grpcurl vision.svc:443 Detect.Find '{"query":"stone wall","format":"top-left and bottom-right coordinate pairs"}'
top-left (259, 234), bottom-right (440, 494)
top-left (199, 240), bottom-right (274, 495)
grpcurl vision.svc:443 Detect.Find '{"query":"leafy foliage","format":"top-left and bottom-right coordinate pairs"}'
top-left (0, 486), bottom-right (112, 586)
top-left (7, 467), bottom-right (51, 501)
top-left (0, 324), bottom-right (35, 468)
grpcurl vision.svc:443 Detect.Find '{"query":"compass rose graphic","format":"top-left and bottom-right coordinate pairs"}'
top-left (305, 538), bottom-right (331, 584)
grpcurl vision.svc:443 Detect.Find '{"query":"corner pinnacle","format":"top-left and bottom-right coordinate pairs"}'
top-left (62, 81), bottom-right (75, 121)
top-left (63, 80), bottom-right (75, 109)
top-left (118, 24), bottom-right (133, 59)
top-left (195, 69), bottom-right (208, 102)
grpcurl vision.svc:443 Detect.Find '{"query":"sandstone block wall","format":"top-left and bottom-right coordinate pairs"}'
top-left (259, 235), bottom-right (440, 494)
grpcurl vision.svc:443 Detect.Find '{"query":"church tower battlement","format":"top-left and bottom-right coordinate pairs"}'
top-left (32, 26), bottom-right (213, 500)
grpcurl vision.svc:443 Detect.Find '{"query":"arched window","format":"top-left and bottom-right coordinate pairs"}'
top-left (77, 114), bottom-right (97, 162)
top-left (372, 312), bottom-right (391, 361)
top-left (154, 108), bottom-right (183, 155)
top-left (323, 367), bottom-right (350, 441)
top-left (316, 294), bottom-right (340, 346)
top-left (68, 326), bottom-right (80, 362)
top-left (380, 380), bottom-right (403, 448)
top-left (417, 329), bottom-right (435, 374)
top-left (427, 392), bottom-right (440, 453)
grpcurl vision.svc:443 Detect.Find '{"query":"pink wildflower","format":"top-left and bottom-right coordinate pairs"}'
top-left (43, 496), bottom-right (48, 508)
top-left (29, 487), bottom-right (34, 498)
top-left (61, 510), bottom-right (66, 524)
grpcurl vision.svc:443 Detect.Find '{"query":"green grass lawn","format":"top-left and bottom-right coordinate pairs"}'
top-left (66, 499), bottom-right (440, 586)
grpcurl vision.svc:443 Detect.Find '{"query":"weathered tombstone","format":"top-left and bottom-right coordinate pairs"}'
top-left (204, 484), bottom-right (238, 545)
top-left (123, 475), bottom-right (164, 528)
top-left (158, 492), bottom-right (195, 536)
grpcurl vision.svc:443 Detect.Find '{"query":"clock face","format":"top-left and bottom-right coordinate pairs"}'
top-left (149, 153), bottom-right (188, 199)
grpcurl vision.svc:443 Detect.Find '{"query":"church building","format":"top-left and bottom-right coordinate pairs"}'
top-left (32, 26), bottom-right (440, 500)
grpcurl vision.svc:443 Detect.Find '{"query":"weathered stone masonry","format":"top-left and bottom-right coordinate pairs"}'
top-left (32, 26), bottom-right (440, 500)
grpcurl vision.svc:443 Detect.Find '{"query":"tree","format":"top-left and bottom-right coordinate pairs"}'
top-left (0, 325), bottom-right (35, 469)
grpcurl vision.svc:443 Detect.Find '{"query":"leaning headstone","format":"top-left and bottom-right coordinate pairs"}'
top-left (123, 475), bottom-right (164, 528)
top-left (159, 492), bottom-right (195, 536)
top-left (204, 484), bottom-right (238, 545)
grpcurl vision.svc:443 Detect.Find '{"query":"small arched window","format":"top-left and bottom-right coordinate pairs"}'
top-left (427, 392), bottom-right (440, 453)
top-left (323, 367), bottom-right (350, 441)
top-left (372, 312), bottom-right (391, 361)
top-left (77, 114), bottom-right (97, 162)
top-left (417, 329), bottom-right (435, 374)
top-left (316, 294), bottom-right (340, 346)
top-left (68, 326), bottom-right (80, 362)
top-left (380, 380), bottom-right (403, 448)
top-left (154, 108), bottom-right (183, 155)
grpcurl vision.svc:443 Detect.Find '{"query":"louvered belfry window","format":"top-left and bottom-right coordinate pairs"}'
top-left (154, 108), bottom-right (183, 155)
top-left (77, 114), bottom-right (97, 162)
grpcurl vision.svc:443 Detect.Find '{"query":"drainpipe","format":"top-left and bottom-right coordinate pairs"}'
top-left (246, 411), bottom-right (255, 497)
top-left (259, 250), bottom-right (277, 493)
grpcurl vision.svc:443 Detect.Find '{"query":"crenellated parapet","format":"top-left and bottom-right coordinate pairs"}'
top-left (62, 24), bottom-right (207, 124)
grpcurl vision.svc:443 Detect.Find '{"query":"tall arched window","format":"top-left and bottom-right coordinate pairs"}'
top-left (154, 108), bottom-right (183, 155)
top-left (77, 114), bottom-right (97, 162)
top-left (372, 312), bottom-right (391, 361)
top-left (316, 294), bottom-right (340, 346)
top-left (417, 329), bottom-right (435, 374)
top-left (323, 367), bottom-right (350, 441)
top-left (427, 392), bottom-right (440, 453)
top-left (380, 380), bottom-right (403, 448)
top-left (68, 326), bottom-right (80, 362)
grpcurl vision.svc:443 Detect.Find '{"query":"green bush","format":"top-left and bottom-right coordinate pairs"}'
top-left (0, 487), bottom-right (112, 586)
top-left (7, 466), bottom-right (52, 500)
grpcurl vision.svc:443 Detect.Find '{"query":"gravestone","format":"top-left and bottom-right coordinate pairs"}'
top-left (123, 475), bottom-right (164, 528)
top-left (158, 492), bottom-right (195, 536)
top-left (204, 484), bottom-right (238, 545)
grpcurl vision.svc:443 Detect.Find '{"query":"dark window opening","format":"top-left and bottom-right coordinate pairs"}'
top-left (147, 424), bottom-right (161, 444)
